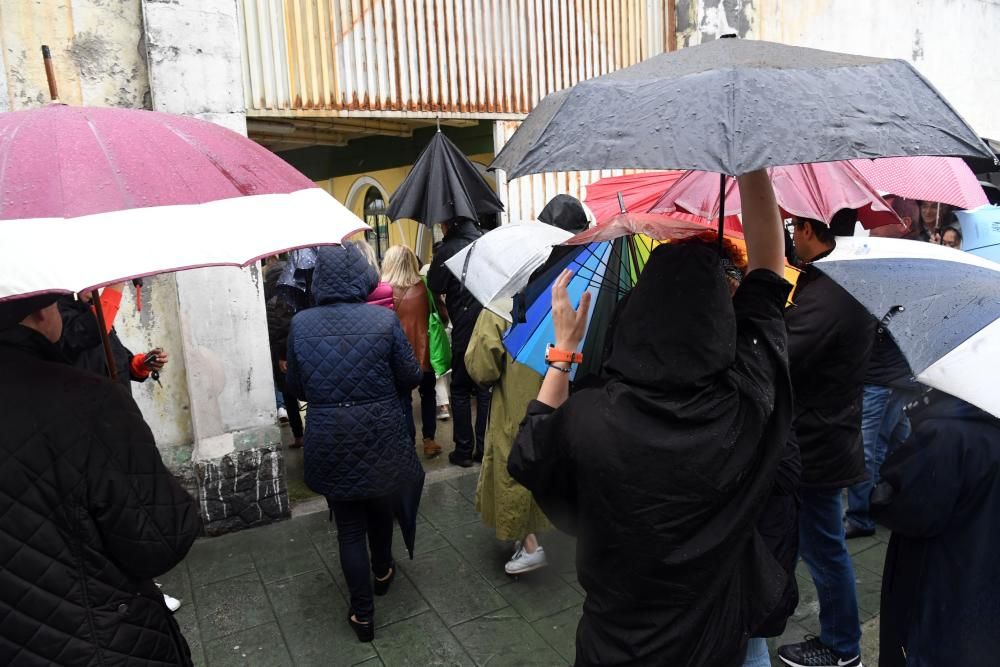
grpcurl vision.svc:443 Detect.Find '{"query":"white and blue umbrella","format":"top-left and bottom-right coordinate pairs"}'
top-left (815, 237), bottom-right (1000, 417)
top-left (955, 205), bottom-right (1000, 262)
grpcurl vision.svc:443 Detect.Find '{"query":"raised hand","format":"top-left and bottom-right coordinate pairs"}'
top-left (551, 269), bottom-right (592, 351)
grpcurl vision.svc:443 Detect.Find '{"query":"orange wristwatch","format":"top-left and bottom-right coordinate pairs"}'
top-left (545, 345), bottom-right (583, 366)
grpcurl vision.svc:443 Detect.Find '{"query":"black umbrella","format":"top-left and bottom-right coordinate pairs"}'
top-left (393, 468), bottom-right (425, 559)
top-left (388, 130), bottom-right (504, 226)
top-left (491, 38), bottom-right (995, 179)
top-left (324, 468), bottom-right (425, 559)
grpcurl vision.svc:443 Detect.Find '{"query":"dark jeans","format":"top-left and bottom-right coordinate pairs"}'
top-left (799, 488), bottom-right (862, 657)
top-left (282, 386), bottom-right (304, 438)
top-left (329, 495), bottom-right (395, 623)
top-left (450, 344), bottom-right (489, 457)
top-left (845, 384), bottom-right (912, 532)
top-left (402, 371), bottom-right (437, 442)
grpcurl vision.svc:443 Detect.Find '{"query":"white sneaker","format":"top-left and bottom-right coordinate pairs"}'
top-left (504, 542), bottom-right (547, 575)
top-left (162, 592), bottom-right (182, 613)
top-left (277, 407), bottom-right (288, 423)
top-left (155, 583), bottom-right (182, 613)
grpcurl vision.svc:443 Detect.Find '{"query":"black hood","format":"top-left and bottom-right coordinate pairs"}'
top-left (311, 245), bottom-right (378, 306)
top-left (604, 243), bottom-right (735, 391)
top-left (538, 195), bottom-right (589, 233)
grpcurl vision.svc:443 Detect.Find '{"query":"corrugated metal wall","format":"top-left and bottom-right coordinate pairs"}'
top-left (239, 0), bottom-right (672, 117)
top-left (492, 120), bottom-right (640, 223)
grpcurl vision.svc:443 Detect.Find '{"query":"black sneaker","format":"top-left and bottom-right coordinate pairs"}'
top-left (778, 636), bottom-right (862, 667)
top-left (448, 451), bottom-right (474, 468)
top-left (843, 521), bottom-right (875, 539)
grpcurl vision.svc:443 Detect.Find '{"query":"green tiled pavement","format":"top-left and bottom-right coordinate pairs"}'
top-left (167, 472), bottom-right (888, 666)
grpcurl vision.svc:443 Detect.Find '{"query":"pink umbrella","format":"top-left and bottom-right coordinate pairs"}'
top-left (848, 156), bottom-right (988, 209)
top-left (1, 104), bottom-right (368, 301)
top-left (584, 171), bottom-right (743, 231)
top-left (649, 162), bottom-right (901, 229)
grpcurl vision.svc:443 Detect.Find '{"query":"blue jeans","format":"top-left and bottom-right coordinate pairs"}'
top-left (741, 637), bottom-right (771, 667)
top-left (845, 384), bottom-right (912, 532)
top-left (800, 488), bottom-right (861, 657)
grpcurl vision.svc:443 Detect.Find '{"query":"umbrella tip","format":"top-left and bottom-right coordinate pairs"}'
top-left (436, 116), bottom-right (441, 133)
top-left (720, 32), bottom-right (738, 39)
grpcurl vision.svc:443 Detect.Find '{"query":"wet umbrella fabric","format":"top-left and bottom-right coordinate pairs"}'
top-left (649, 162), bottom-right (901, 229)
top-left (0, 105), bottom-right (368, 301)
top-left (848, 156), bottom-right (988, 210)
top-left (491, 39), bottom-right (995, 178)
top-left (814, 236), bottom-right (1000, 418)
top-left (387, 131), bottom-right (504, 226)
top-left (443, 222), bottom-right (574, 321)
top-left (584, 171), bottom-right (742, 229)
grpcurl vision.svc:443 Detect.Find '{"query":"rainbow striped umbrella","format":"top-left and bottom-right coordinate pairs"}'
top-left (503, 214), bottom-right (801, 380)
top-left (503, 233), bottom-right (659, 381)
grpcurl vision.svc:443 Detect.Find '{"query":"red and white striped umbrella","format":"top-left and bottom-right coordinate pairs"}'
top-left (848, 156), bottom-right (987, 209)
top-left (0, 105), bottom-right (367, 301)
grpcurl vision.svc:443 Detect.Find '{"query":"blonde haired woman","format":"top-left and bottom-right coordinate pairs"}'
top-left (382, 245), bottom-right (442, 457)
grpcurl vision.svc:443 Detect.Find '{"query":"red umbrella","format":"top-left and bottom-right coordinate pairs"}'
top-left (648, 162), bottom-right (901, 229)
top-left (584, 171), bottom-right (743, 231)
top-left (848, 156), bottom-right (988, 210)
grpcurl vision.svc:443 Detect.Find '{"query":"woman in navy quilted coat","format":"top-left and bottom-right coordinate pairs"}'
top-left (286, 244), bottom-right (423, 642)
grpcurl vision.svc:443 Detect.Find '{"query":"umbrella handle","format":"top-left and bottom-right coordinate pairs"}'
top-left (91, 290), bottom-right (119, 381)
top-left (41, 45), bottom-right (59, 103)
top-left (717, 173), bottom-right (727, 253)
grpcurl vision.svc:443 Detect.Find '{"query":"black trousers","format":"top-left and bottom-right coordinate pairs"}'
top-left (329, 495), bottom-right (395, 623)
top-left (449, 342), bottom-right (490, 457)
top-left (403, 370), bottom-right (437, 442)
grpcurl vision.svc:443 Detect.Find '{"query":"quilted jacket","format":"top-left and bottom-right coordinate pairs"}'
top-left (286, 245), bottom-right (423, 500)
top-left (0, 325), bottom-right (201, 666)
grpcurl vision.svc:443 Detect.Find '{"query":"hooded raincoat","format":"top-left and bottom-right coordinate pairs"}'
top-left (286, 245), bottom-right (423, 500)
top-left (509, 244), bottom-right (794, 667)
top-left (872, 393), bottom-right (1000, 667)
top-left (467, 310), bottom-right (551, 540)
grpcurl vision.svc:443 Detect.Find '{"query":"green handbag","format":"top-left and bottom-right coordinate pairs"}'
top-left (424, 278), bottom-right (452, 377)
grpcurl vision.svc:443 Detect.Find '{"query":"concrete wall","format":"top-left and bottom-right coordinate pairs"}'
top-left (2, 0), bottom-right (290, 532)
top-left (676, 0), bottom-right (999, 139)
top-left (0, 1), bottom-right (194, 454)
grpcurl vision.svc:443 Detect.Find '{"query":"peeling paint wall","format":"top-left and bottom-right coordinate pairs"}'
top-left (750, 0), bottom-right (999, 140)
top-left (0, 0), bottom-right (150, 110)
top-left (676, 0), bottom-right (756, 46)
top-left (0, 1), bottom-right (192, 454)
top-left (675, 0), bottom-right (999, 139)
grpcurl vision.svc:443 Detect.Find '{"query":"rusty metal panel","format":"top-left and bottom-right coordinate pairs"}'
top-left (239, 0), bottom-right (673, 117)
top-left (493, 120), bottom-right (642, 224)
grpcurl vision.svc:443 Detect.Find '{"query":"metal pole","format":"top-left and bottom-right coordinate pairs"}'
top-left (717, 173), bottom-right (727, 252)
top-left (91, 290), bottom-right (119, 381)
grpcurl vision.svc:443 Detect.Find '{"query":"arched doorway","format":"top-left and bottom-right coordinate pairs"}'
top-left (362, 186), bottom-right (391, 263)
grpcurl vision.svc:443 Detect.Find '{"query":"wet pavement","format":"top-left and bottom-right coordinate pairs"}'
top-left (164, 456), bottom-right (887, 666)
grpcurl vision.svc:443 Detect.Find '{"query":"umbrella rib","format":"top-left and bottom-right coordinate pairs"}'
top-left (83, 110), bottom-right (138, 210)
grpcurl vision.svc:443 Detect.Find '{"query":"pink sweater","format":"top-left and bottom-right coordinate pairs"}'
top-left (366, 281), bottom-right (395, 310)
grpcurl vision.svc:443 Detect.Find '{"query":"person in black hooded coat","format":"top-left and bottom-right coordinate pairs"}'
top-left (0, 295), bottom-right (201, 666)
top-left (508, 170), bottom-right (793, 667)
top-left (871, 391), bottom-right (1000, 667)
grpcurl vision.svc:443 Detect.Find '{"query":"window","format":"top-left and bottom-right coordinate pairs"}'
top-left (363, 187), bottom-right (390, 263)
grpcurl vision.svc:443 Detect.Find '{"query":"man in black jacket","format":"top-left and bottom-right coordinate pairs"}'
top-left (427, 217), bottom-right (491, 467)
top-left (777, 217), bottom-right (874, 667)
top-left (872, 391), bottom-right (1000, 667)
top-left (0, 295), bottom-right (202, 666)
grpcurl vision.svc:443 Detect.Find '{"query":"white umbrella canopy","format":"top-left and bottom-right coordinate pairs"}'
top-left (0, 105), bottom-right (369, 301)
top-left (2, 189), bottom-right (367, 300)
top-left (444, 221), bottom-right (574, 321)
top-left (815, 236), bottom-right (1000, 417)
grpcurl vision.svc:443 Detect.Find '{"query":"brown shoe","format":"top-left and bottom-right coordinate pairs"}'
top-left (289, 436), bottom-right (303, 449)
top-left (423, 437), bottom-right (442, 458)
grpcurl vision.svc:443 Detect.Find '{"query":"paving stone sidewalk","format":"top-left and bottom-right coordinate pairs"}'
top-left (163, 471), bottom-right (887, 666)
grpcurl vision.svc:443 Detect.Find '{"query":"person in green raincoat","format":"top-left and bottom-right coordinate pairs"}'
top-left (466, 195), bottom-right (591, 575)
top-left (467, 308), bottom-right (552, 574)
